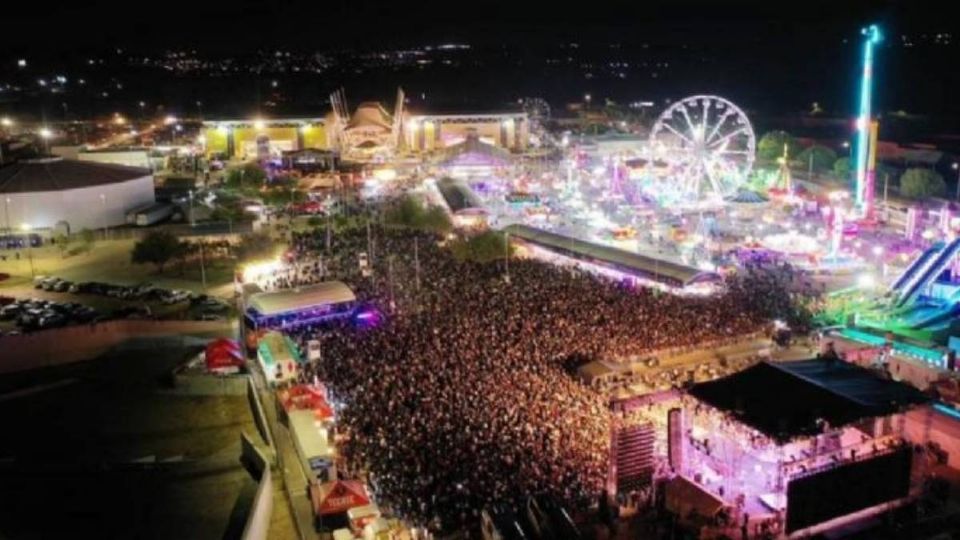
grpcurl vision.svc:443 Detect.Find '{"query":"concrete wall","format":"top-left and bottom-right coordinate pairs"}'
top-left (3, 175), bottom-right (155, 231)
top-left (240, 431), bottom-right (274, 540)
top-left (0, 319), bottom-right (232, 374)
top-left (78, 150), bottom-right (152, 170)
top-left (169, 372), bottom-right (248, 396)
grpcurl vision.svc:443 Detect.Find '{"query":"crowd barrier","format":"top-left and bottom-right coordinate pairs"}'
top-left (0, 319), bottom-right (232, 374)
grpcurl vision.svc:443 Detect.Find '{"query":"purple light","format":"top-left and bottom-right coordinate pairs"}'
top-left (356, 311), bottom-right (377, 320)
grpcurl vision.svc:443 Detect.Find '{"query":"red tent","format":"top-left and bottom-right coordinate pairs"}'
top-left (279, 384), bottom-right (335, 422)
top-left (205, 338), bottom-right (244, 373)
top-left (310, 480), bottom-right (371, 515)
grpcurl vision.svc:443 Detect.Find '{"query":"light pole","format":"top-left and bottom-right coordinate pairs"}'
top-left (4, 197), bottom-right (10, 232)
top-left (504, 232), bottom-right (510, 283)
top-left (189, 190), bottom-right (195, 227)
top-left (99, 193), bottom-right (107, 240)
top-left (953, 163), bottom-right (960, 201)
top-left (39, 127), bottom-right (52, 154)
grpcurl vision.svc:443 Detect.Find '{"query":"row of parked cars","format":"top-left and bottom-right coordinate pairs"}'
top-left (35, 277), bottom-right (193, 305)
top-left (0, 297), bottom-right (99, 333)
top-left (36, 276), bottom-right (230, 321)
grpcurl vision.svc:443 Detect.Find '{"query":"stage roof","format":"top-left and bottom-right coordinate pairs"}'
top-left (438, 134), bottom-right (512, 167)
top-left (689, 359), bottom-right (928, 443)
top-left (248, 281), bottom-right (356, 317)
top-left (503, 224), bottom-right (716, 287)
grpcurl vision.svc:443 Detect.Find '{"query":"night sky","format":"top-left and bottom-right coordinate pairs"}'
top-left (0, 0), bottom-right (924, 53)
top-left (1, 0), bottom-right (956, 123)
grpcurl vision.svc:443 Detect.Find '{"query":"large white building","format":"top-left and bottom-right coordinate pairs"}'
top-left (0, 157), bottom-right (155, 232)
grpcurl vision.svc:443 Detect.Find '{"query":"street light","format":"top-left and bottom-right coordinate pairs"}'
top-left (99, 193), bottom-right (107, 240)
top-left (953, 162), bottom-right (960, 200)
top-left (0, 117), bottom-right (12, 127)
top-left (39, 128), bottom-right (52, 154)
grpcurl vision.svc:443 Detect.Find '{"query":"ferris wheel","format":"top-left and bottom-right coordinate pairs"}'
top-left (648, 95), bottom-right (755, 201)
top-left (521, 98), bottom-right (551, 125)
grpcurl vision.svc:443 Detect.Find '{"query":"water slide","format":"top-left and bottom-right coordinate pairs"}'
top-left (896, 238), bottom-right (960, 308)
top-left (890, 244), bottom-right (943, 293)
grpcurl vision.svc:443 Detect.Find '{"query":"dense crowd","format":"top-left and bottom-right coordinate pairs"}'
top-left (283, 224), bottom-right (799, 531)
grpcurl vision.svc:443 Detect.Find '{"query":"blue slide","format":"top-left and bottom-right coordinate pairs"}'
top-left (890, 244), bottom-right (943, 293)
top-left (897, 238), bottom-right (960, 308)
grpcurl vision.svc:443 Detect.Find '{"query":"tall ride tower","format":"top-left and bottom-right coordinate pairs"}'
top-left (854, 24), bottom-right (882, 218)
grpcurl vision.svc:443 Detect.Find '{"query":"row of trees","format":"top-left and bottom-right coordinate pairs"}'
top-left (758, 130), bottom-right (949, 200)
top-left (131, 230), bottom-right (277, 273)
top-left (383, 196), bottom-right (453, 234)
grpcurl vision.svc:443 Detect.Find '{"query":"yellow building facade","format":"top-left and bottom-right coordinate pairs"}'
top-left (201, 119), bottom-right (330, 159)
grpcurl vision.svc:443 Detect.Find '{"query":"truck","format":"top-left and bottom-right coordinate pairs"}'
top-left (134, 203), bottom-right (175, 226)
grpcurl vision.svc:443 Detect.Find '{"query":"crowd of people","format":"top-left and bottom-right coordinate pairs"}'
top-left (280, 223), bottom-right (801, 532)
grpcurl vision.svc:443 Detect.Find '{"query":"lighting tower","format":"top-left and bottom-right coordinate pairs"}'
top-left (854, 24), bottom-right (882, 217)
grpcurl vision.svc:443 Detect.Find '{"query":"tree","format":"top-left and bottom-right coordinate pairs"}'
top-left (235, 232), bottom-right (278, 263)
top-left (757, 131), bottom-right (802, 162)
top-left (384, 195), bottom-right (452, 234)
top-left (419, 205), bottom-right (453, 235)
top-left (450, 231), bottom-right (514, 263)
top-left (79, 228), bottom-right (96, 254)
top-left (225, 163), bottom-right (267, 192)
top-left (795, 145), bottom-right (838, 174)
top-left (832, 157), bottom-right (852, 182)
top-left (131, 231), bottom-right (185, 273)
top-left (53, 233), bottom-right (71, 258)
top-left (900, 168), bottom-right (947, 199)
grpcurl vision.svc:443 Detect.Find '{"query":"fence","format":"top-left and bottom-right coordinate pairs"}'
top-left (0, 319), bottom-right (231, 374)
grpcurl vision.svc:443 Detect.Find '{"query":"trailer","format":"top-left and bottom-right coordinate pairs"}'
top-left (134, 203), bottom-right (175, 226)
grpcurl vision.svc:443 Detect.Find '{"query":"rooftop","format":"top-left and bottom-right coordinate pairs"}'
top-left (0, 157), bottom-right (151, 194)
top-left (247, 281), bottom-right (356, 317)
top-left (689, 359), bottom-right (928, 443)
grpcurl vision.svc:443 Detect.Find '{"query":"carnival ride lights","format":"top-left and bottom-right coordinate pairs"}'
top-left (648, 95), bottom-right (756, 203)
top-left (854, 24), bottom-right (882, 215)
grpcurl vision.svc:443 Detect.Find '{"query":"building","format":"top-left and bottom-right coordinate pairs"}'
top-left (243, 281), bottom-right (358, 331)
top-left (76, 147), bottom-right (159, 171)
top-left (201, 118), bottom-right (329, 159)
top-left (0, 156), bottom-right (155, 232)
top-left (340, 102), bottom-right (395, 158)
top-left (670, 359), bottom-right (927, 536)
top-left (404, 112), bottom-right (529, 152)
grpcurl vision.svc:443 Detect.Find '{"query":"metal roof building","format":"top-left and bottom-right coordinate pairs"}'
top-left (0, 156), bottom-right (154, 231)
top-left (247, 281), bottom-right (357, 318)
top-left (503, 224), bottom-right (718, 288)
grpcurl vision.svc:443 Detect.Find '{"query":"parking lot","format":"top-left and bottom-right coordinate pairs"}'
top-left (0, 276), bottom-right (233, 336)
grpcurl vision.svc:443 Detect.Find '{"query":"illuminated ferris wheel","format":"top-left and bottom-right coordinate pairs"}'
top-left (649, 95), bottom-right (756, 201)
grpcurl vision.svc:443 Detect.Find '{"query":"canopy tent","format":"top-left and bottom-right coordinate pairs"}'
top-left (279, 384), bottom-right (335, 422)
top-left (205, 338), bottom-right (244, 373)
top-left (726, 189), bottom-right (769, 204)
top-left (689, 359), bottom-right (928, 443)
top-left (311, 480), bottom-right (372, 516)
top-left (248, 281), bottom-right (356, 318)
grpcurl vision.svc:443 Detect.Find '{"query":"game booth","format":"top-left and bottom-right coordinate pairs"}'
top-left (256, 331), bottom-right (302, 386)
top-left (310, 480), bottom-right (373, 530)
